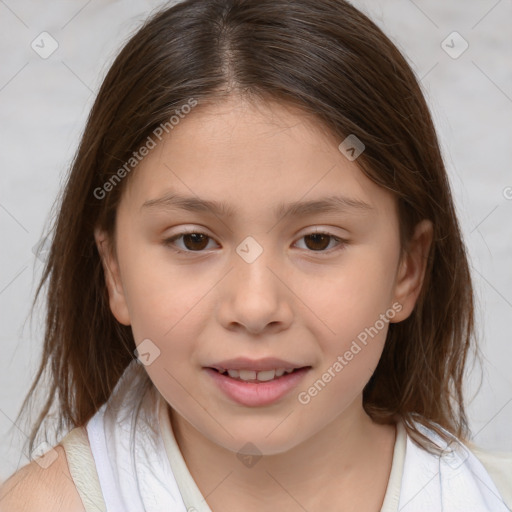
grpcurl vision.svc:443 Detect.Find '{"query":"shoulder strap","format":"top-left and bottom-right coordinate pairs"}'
top-left (59, 427), bottom-right (107, 512)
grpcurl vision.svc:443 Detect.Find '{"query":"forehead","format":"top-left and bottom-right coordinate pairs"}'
top-left (120, 96), bottom-right (395, 220)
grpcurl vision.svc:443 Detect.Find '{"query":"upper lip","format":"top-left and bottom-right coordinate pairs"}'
top-left (207, 357), bottom-right (310, 372)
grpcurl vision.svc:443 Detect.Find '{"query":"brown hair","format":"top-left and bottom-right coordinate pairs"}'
top-left (16, 0), bottom-right (476, 456)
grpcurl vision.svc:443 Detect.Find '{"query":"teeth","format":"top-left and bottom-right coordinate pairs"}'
top-left (239, 370), bottom-right (256, 380)
top-left (220, 368), bottom-right (294, 381)
top-left (256, 370), bottom-right (276, 382)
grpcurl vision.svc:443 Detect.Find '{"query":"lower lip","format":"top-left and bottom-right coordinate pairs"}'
top-left (204, 367), bottom-right (311, 407)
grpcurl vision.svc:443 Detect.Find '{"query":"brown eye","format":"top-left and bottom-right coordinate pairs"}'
top-left (181, 233), bottom-right (209, 251)
top-left (164, 230), bottom-right (346, 255)
top-left (164, 231), bottom-right (216, 253)
top-left (303, 233), bottom-right (332, 251)
top-left (296, 232), bottom-right (345, 253)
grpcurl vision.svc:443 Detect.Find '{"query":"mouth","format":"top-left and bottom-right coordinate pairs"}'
top-left (204, 365), bottom-right (312, 407)
top-left (208, 366), bottom-right (309, 383)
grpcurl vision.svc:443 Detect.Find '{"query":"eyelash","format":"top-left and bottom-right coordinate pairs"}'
top-left (162, 229), bottom-right (348, 255)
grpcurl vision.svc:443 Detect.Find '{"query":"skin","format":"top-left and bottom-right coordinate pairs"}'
top-left (95, 94), bottom-right (433, 511)
top-left (0, 445), bottom-right (87, 512)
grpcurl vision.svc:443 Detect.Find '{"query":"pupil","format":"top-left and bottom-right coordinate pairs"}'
top-left (305, 234), bottom-right (329, 251)
top-left (183, 233), bottom-right (208, 251)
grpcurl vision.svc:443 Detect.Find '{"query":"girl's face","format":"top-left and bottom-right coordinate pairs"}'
top-left (96, 95), bottom-right (430, 455)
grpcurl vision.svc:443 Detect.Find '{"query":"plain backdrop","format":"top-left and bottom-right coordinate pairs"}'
top-left (0, 0), bottom-right (511, 481)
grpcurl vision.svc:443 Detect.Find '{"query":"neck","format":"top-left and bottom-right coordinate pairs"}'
top-left (169, 399), bottom-right (397, 511)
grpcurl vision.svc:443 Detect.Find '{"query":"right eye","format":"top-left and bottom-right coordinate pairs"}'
top-left (163, 230), bottom-right (219, 253)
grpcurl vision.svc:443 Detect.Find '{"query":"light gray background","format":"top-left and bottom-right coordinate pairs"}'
top-left (1, 0), bottom-right (511, 481)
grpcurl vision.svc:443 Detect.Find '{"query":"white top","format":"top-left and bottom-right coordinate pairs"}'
top-left (59, 360), bottom-right (512, 512)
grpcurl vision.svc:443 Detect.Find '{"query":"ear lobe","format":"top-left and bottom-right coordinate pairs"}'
top-left (391, 219), bottom-right (433, 323)
top-left (94, 227), bottom-right (131, 326)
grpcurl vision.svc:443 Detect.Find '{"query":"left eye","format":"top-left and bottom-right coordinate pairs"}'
top-left (295, 232), bottom-right (344, 252)
top-left (163, 231), bottom-right (346, 254)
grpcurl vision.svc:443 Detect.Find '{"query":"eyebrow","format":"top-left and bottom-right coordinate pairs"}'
top-left (141, 192), bottom-right (373, 219)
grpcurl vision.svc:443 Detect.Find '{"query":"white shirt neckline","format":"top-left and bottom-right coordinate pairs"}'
top-left (157, 390), bottom-right (407, 512)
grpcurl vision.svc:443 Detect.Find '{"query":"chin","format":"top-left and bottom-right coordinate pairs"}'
top-left (208, 423), bottom-right (306, 457)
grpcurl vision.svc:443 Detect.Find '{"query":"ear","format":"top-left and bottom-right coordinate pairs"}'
top-left (94, 227), bottom-right (131, 326)
top-left (390, 219), bottom-right (433, 322)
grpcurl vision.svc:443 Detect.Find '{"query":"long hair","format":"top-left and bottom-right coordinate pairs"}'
top-left (15, 0), bottom-right (475, 456)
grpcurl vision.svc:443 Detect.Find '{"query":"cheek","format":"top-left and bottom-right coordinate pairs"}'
top-left (301, 251), bottom-right (397, 340)
top-left (122, 255), bottom-right (211, 419)
top-left (293, 248), bottom-right (398, 401)
top-left (118, 235), bottom-right (210, 338)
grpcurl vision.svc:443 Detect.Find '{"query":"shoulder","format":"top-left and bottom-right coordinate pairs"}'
top-left (471, 444), bottom-right (512, 472)
top-left (469, 443), bottom-right (512, 479)
top-left (0, 444), bottom-right (85, 512)
top-left (469, 443), bottom-right (512, 507)
top-left (403, 420), bottom-right (512, 509)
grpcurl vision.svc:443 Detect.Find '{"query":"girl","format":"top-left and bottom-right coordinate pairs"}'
top-left (1, 0), bottom-right (511, 510)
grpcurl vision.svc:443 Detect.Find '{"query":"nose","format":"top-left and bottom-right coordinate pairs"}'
top-left (216, 245), bottom-right (293, 335)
